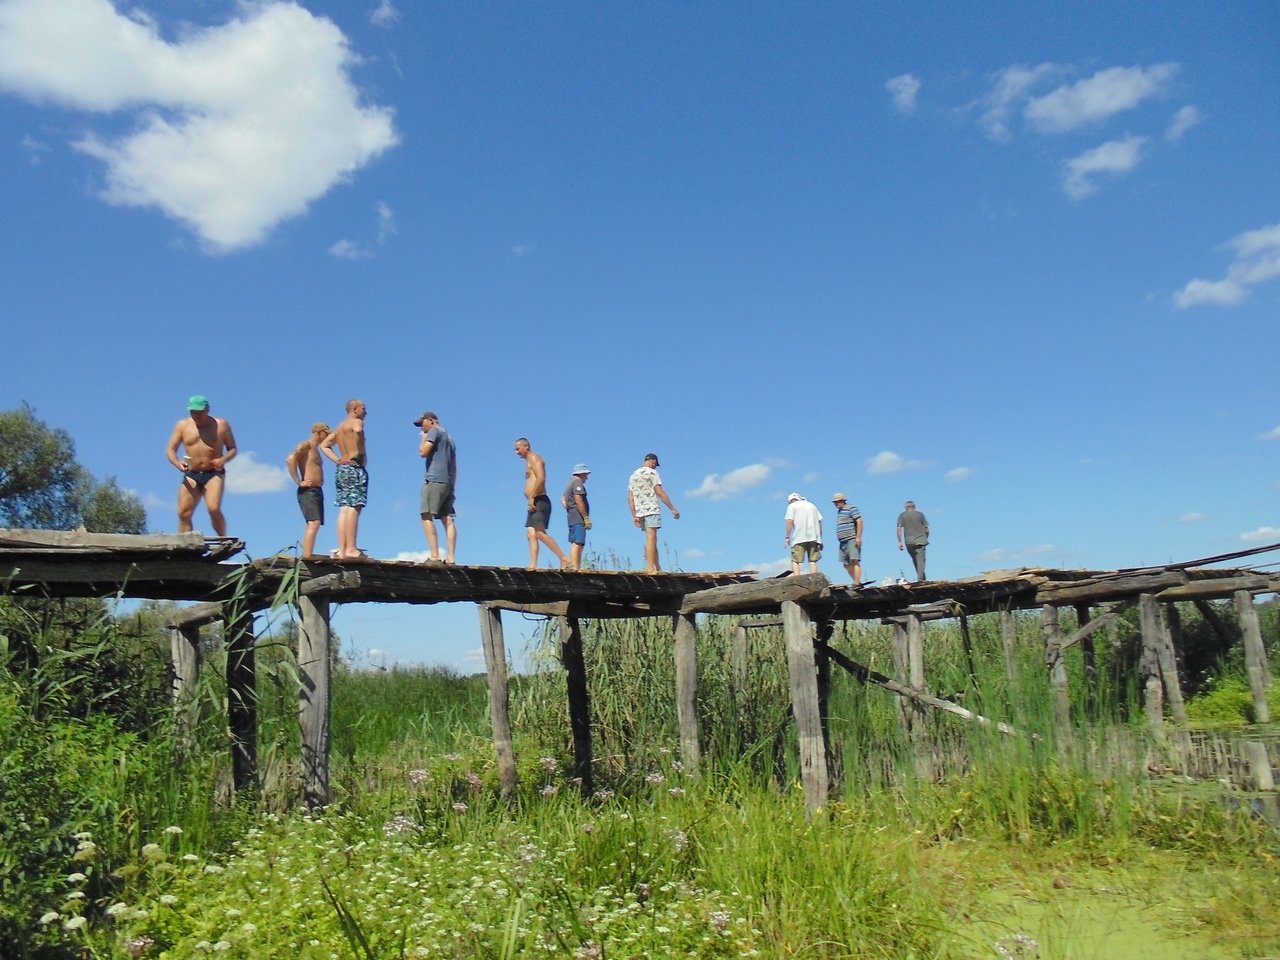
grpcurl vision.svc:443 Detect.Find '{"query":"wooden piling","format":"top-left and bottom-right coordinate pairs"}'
top-left (891, 620), bottom-right (912, 734)
top-left (1074, 603), bottom-right (1097, 720)
top-left (225, 610), bottom-right (258, 794)
top-left (297, 595), bottom-right (332, 808)
top-left (169, 622), bottom-right (201, 758)
top-left (731, 624), bottom-right (749, 690)
top-left (558, 613), bottom-right (594, 795)
top-left (1234, 590), bottom-right (1272, 724)
top-left (1243, 741), bottom-right (1275, 791)
top-left (782, 600), bottom-right (827, 814)
top-left (1041, 605), bottom-right (1070, 736)
top-left (477, 605), bottom-right (518, 796)
top-left (1153, 602), bottom-right (1187, 724)
top-left (673, 613), bottom-right (701, 778)
top-left (1138, 594), bottom-right (1164, 731)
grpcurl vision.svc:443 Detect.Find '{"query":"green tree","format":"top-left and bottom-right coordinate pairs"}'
top-left (0, 404), bottom-right (145, 533)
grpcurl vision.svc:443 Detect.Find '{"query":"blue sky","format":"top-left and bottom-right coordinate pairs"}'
top-left (1, 0), bottom-right (1276, 671)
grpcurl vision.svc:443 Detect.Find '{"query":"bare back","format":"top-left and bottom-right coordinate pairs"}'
top-left (288, 440), bottom-right (324, 487)
top-left (325, 416), bottom-right (366, 465)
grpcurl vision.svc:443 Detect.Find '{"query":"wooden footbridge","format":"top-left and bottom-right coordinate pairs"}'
top-left (3, 529), bottom-right (1277, 813)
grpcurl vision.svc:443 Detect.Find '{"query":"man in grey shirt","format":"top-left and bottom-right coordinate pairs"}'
top-left (896, 500), bottom-right (929, 580)
top-left (415, 411), bottom-right (457, 563)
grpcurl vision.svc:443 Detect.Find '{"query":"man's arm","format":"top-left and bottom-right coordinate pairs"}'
top-left (419, 433), bottom-right (436, 459)
top-left (286, 444), bottom-right (306, 485)
top-left (854, 515), bottom-right (864, 543)
top-left (165, 421), bottom-right (187, 471)
top-left (785, 517), bottom-right (795, 543)
top-left (215, 420), bottom-right (238, 469)
top-left (897, 519), bottom-right (905, 549)
top-left (655, 483), bottom-right (680, 519)
top-left (320, 430), bottom-right (341, 465)
top-left (574, 492), bottom-right (588, 519)
top-left (628, 488), bottom-right (640, 525)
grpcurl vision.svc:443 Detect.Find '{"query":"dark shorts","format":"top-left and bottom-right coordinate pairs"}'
top-left (526, 494), bottom-right (552, 531)
top-left (421, 480), bottom-right (455, 517)
top-left (567, 522), bottom-right (586, 545)
top-left (297, 486), bottom-right (324, 524)
top-left (186, 468), bottom-right (225, 491)
top-left (335, 463), bottom-right (368, 508)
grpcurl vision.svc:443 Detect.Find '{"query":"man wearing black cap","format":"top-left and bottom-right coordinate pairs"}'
top-left (627, 452), bottom-right (680, 573)
top-left (415, 411), bottom-right (457, 563)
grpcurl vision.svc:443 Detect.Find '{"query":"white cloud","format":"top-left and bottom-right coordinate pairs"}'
top-left (865, 450), bottom-right (924, 475)
top-left (1180, 512), bottom-right (1205, 523)
top-left (370, 1), bottom-right (400, 28)
top-left (1024, 544), bottom-right (1055, 555)
top-left (0, 0), bottom-right (398, 252)
top-left (1261, 426), bottom-right (1280, 441)
top-left (1025, 63), bottom-right (1178, 133)
top-left (20, 133), bottom-right (48, 164)
top-left (688, 463), bottom-right (770, 500)
top-left (512, 243), bottom-right (536, 256)
top-left (979, 544), bottom-right (1055, 565)
top-left (393, 550), bottom-right (435, 562)
top-left (1241, 526), bottom-right (1280, 543)
top-left (376, 201), bottom-right (396, 243)
top-left (749, 558), bottom-right (792, 578)
top-left (684, 547), bottom-right (706, 559)
top-left (1175, 222), bottom-right (1280, 308)
top-left (1165, 105), bottom-right (1201, 141)
top-left (944, 466), bottom-right (973, 482)
top-left (225, 452), bottom-right (290, 494)
top-left (980, 548), bottom-right (1008, 563)
top-left (1062, 135), bottom-right (1146, 199)
top-left (977, 62), bottom-right (1060, 141)
top-left (885, 73), bottom-right (921, 114)
top-left (329, 239), bottom-right (372, 260)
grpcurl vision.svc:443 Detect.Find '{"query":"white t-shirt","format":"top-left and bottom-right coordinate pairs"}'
top-left (786, 499), bottom-right (822, 543)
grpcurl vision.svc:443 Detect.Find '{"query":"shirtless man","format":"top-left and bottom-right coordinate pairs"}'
top-left (514, 437), bottom-right (568, 569)
top-left (166, 394), bottom-right (237, 536)
top-left (286, 421), bottom-right (330, 556)
top-left (321, 399), bottom-right (368, 559)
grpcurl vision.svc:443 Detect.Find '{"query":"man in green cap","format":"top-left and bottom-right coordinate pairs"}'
top-left (165, 394), bottom-right (238, 536)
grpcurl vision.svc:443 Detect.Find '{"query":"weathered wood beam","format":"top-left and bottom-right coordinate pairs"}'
top-left (1054, 599), bottom-right (1137, 654)
top-left (298, 595), bottom-right (331, 808)
top-left (1154, 575), bottom-right (1280, 601)
top-left (559, 612), bottom-right (593, 795)
top-left (738, 616), bottom-right (783, 628)
top-left (1235, 590), bottom-right (1272, 724)
top-left (680, 574), bottom-right (829, 615)
top-left (167, 601), bottom-right (226, 629)
top-left (1138, 594), bottom-right (1165, 732)
top-left (822, 643), bottom-right (1025, 736)
top-left (0, 529), bottom-right (221, 551)
top-left (673, 614), bottom-right (701, 777)
top-left (484, 598), bottom-right (681, 619)
top-left (476, 605), bottom-right (517, 796)
top-left (1153, 599), bottom-right (1187, 724)
top-left (1038, 570), bottom-right (1188, 604)
top-left (782, 601), bottom-right (827, 815)
top-left (0, 558), bottom-right (240, 600)
top-left (300, 570), bottom-right (362, 597)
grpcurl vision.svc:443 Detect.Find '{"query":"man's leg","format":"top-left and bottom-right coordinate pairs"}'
top-left (909, 545), bottom-right (926, 580)
top-left (422, 514), bottom-right (441, 559)
top-left (852, 558), bottom-right (862, 584)
top-left (644, 526), bottom-right (660, 572)
top-left (347, 506), bottom-right (363, 557)
top-left (537, 530), bottom-right (568, 566)
top-left (302, 520), bottom-right (321, 556)
top-left (527, 526), bottom-right (541, 568)
top-left (444, 516), bottom-right (457, 563)
top-left (203, 475), bottom-right (228, 537)
top-left (176, 480), bottom-right (198, 533)
top-left (569, 540), bottom-right (583, 570)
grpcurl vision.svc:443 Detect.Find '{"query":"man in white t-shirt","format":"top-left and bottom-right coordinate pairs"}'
top-left (627, 452), bottom-right (680, 573)
top-left (784, 493), bottom-right (823, 574)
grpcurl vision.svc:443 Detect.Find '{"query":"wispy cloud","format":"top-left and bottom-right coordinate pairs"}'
top-left (866, 451), bottom-right (924, 475)
top-left (684, 547), bottom-right (706, 559)
top-left (749, 557), bottom-right (791, 578)
top-left (980, 543), bottom-right (1056, 565)
top-left (329, 239), bottom-right (372, 260)
top-left (688, 463), bottom-right (770, 500)
top-left (1241, 526), bottom-right (1280, 543)
top-left (885, 73), bottom-right (921, 114)
top-left (370, 1), bottom-right (400, 28)
top-left (1180, 512), bottom-right (1205, 523)
top-left (225, 452), bottom-right (290, 494)
top-left (394, 550), bottom-right (433, 562)
top-left (944, 466), bottom-right (973, 482)
top-left (512, 243), bottom-right (536, 256)
top-left (376, 201), bottom-right (396, 243)
top-left (1025, 63), bottom-right (1178, 133)
top-left (977, 62), bottom-right (1060, 141)
top-left (1063, 135), bottom-right (1146, 199)
top-left (0, 0), bottom-right (398, 252)
top-left (1261, 426), bottom-right (1280, 441)
top-left (1175, 222), bottom-right (1280, 308)
top-left (1165, 105), bottom-right (1201, 141)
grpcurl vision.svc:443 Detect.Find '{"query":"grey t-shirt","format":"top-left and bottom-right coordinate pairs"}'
top-left (423, 426), bottom-right (456, 484)
top-left (897, 509), bottom-right (928, 546)
top-left (563, 477), bottom-right (589, 525)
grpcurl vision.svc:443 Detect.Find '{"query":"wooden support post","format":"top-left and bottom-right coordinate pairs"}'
top-left (891, 620), bottom-right (912, 734)
top-left (673, 613), bottom-right (701, 778)
top-left (1138, 594), bottom-right (1164, 731)
top-left (1041, 605), bottom-right (1070, 736)
top-left (1000, 609), bottom-right (1019, 690)
top-left (905, 613), bottom-right (932, 779)
top-left (731, 624), bottom-right (749, 691)
top-left (169, 622), bottom-right (202, 759)
top-left (1074, 603), bottom-right (1097, 720)
top-left (1193, 599), bottom-right (1234, 654)
top-left (558, 614), bottom-right (593, 795)
top-left (1234, 590), bottom-right (1272, 724)
top-left (225, 610), bottom-right (258, 794)
top-left (815, 619), bottom-right (837, 787)
top-left (1154, 603), bottom-right (1187, 724)
top-left (906, 613), bottom-right (926, 694)
top-left (1243, 741), bottom-right (1275, 791)
top-left (959, 612), bottom-right (977, 692)
top-left (782, 601), bottom-right (827, 815)
top-left (477, 605), bottom-right (517, 796)
top-left (297, 595), bottom-right (332, 808)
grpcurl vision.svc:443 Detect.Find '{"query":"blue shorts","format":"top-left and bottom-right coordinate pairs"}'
top-left (839, 539), bottom-right (860, 563)
top-left (568, 523), bottom-right (586, 545)
top-left (641, 514), bottom-right (661, 530)
top-left (335, 464), bottom-right (368, 508)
